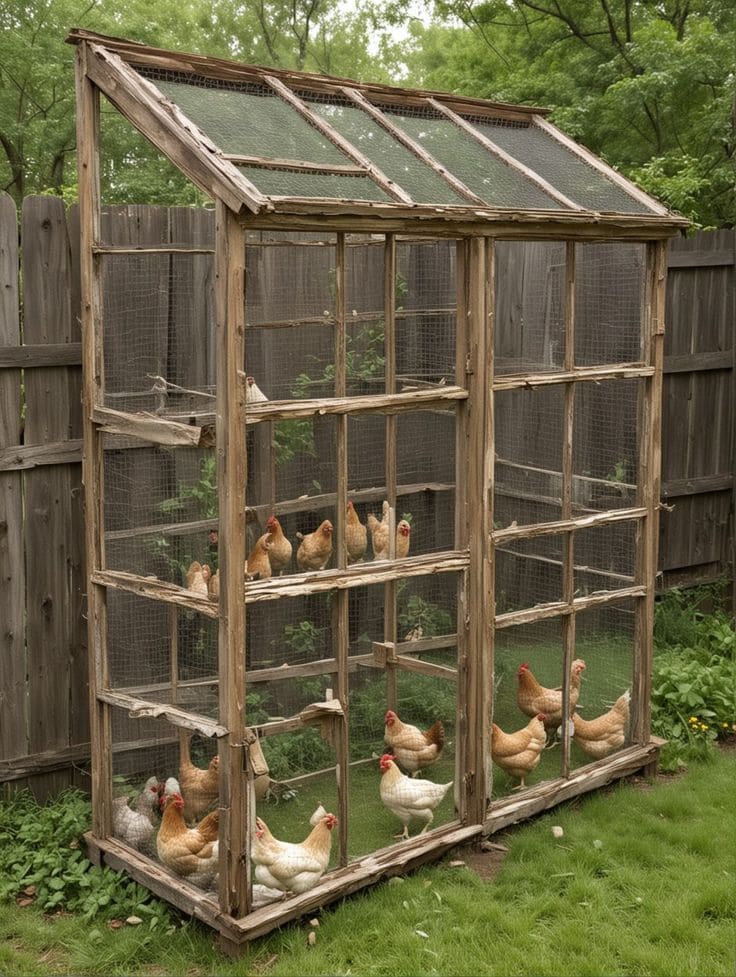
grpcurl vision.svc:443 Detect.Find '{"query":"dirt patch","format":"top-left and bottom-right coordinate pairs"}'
top-left (458, 843), bottom-right (509, 882)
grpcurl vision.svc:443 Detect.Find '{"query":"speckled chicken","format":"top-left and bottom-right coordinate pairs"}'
top-left (491, 713), bottom-right (547, 789)
top-left (112, 776), bottom-right (161, 852)
top-left (379, 754), bottom-right (453, 839)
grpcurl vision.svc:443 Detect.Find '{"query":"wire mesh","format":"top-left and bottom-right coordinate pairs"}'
top-left (495, 534), bottom-right (565, 615)
top-left (494, 385), bottom-right (565, 527)
top-left (573, 520), bottom-right (638, 598)
top-left (574, 243), bottom-right (646, 365)
top-left (494, 241), bottom-right (566, 376)
top-left (100, 252), bottom-right (215, 413)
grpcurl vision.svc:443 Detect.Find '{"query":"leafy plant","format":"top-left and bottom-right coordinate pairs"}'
top-left (398, 593), bottom-right (454, 638)
top-left (0, 789), bottom-right (173, 931)
top-left (158, 455), bottom-right (217, 520)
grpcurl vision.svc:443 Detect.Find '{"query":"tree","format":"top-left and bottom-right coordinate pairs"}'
top-left (407, 0), bottom-right (735, 228)
top-left (0, 0), bottom-right (406, 206)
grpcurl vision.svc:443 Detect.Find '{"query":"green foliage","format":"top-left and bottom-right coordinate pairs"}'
top-left (652, 583), bottom-right (736, 770)
top-left (283, 619), bottom-right (325, 658)
top-left (274, 418), bottom-right (316, 465)
top-left (0, 790), bottom-right (172, 930)
top-left (150, 455), bottom-right (217, 578)
top-left (398, 593), bottom-right (454, 638)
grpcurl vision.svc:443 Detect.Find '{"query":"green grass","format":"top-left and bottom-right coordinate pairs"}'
top-left (1, 747), bottom-right (733, 976)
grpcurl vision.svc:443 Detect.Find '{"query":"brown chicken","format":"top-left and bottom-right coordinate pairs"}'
top-left (516, 659), bottom-right (587, 729)
top-left (246, 539), bottom-right (272, 581)
top-left (156, 792), bottom-right (219, 887)
top-left (205, 566), bottom-right (219, 600)
top-left (184, 560), bottom-right (208, 595)
top-left (367, 500), bottom-right (390, 559)
top-left (296, 519), bottom-right (333, 571)
top-left (251, 813), bottom-right (337, 894)
top-left (179, 734), bottom-right (219, 822)
top-left (384, 709), bottom-right (445, 776)
top-left (572, 690), bottom-right (630, 759)
top-left (491, 714), bottom-right (547, 789)
top-left (345, 501), bottom-right (367, 564)
top-left (262, 515), bottom-right (292, 573)
top-left (369, 510), bottom-right (411, 560)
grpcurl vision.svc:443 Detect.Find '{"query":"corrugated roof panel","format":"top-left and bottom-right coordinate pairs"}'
top-left (151, 75), bottom-right (350, 165)
top-left (236, 166), bottom-right (392, 200)
top-left (304, 96), bottom-right (467, 205)
top-left (465, 116), bottom-right (655, 215)
top-left (385, 107), bottom-right (567, 211)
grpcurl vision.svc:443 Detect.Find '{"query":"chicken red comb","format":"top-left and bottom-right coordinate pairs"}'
top-left (518, 662), bottom-right (530, 673)
top-left (324, 813), bottom-right (338, 829)
top-left (536, 712), bottom-right (546, 721)
top-left (380, 753), bottom-right (395, 764)
top-left (384, 709), bottom-right (397, 722)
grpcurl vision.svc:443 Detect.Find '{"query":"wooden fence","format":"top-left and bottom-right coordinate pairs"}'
top-left (0, 195), bottom-right (733, 797)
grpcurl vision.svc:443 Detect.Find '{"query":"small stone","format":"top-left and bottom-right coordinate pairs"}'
top-left (309, 918), bottom-right (320, 928)
top-left (449, 860), bottom-right (465, 867)
top-left (108, 919), bottom-right (124, 930)
top-left (308, 931), bottom-right (317, 946)
top-left (126, 916), bottom-right (143, 926)
top-left (592, 839), bottom-right (603, 849)
top-left (552, 826), bottom-right (564, 838)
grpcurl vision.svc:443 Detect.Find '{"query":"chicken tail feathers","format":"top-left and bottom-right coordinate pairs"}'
top-left (424, 720), bottom-right (445, 749)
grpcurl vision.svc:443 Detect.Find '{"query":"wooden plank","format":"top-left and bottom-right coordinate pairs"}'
top-left (91, 569), bottom-right (220, 617)
top-left (82, 42), bottom-right (268, 215)
top-left (242, 385), bottom-right (467, 423)
top-left (667, 249), bottom-right (734, 268)
top-left (76, 47), bottom-right (112, 835)
top-left (0, 440), bottom-right (84, 472)
top-left (92, 405), bottom-right (205, 447)
top-left (661, 473), bottom-right (733, 498)
top-left (262, 75), bottom-right (411, 204)
top-left (428, 99), bottom-right (583, 212)
top-left (341, 87), bottom-right (486, 206)
top-left (494, 585), bottom-right (647, 629)
top-left (96, 689), bottom-right (228, 738)
top-left (664, 351), bottom-right (732, 373)
top-left (560, 240), bottom-right (576, 779)
top-left (485, 739), bottom-right (664, 833)
top-left (0, 342), bottom-right (83, 368)
top-left (215, 202), bottom-right (249, 916)
top-left (21, 195), bottom-right (81, 800)
top-left (223, 154), bottom-right (365, 175)
top-left (0, 193), bottom-right (27, 773)
top-left (493, 364), bottom-right (653, 390)
top-left (493, 506), bottom-right (646, 542)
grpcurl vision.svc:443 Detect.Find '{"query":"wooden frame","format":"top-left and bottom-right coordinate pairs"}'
top-left (71, 30), bottom-right (681, 954)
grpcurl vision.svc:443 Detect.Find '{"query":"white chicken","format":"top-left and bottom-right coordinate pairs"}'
top-left (251, 813), bottom-right (337, 895)
top-left (378, 754), bottom-right (453, 839)
top-left (245, 376), bottom-right (268, 404)
top-left (112, 776), bottom-right (161, 852)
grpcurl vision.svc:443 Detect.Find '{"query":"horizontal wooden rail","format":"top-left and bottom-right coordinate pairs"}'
top-left (493, 364), bottom-right (653, 391)
top-left (241, 384), bottom-right (467, 422)
top-left (0, 342), bottom-right (82, 368)
top-left (96, 689), bottom-right (228, 738)
top-left (661, 473), bottom-right (733, 498)
top-left (664, 351), bottom-right (732, 374)
top-left (0, 440), bottom-right (83, 472)
top-left (492, 506), bottom-right (647, 542)
top-left (667, 249), bottom-right (735, 268)
top-left (494, 584), bottom-right (647, 629)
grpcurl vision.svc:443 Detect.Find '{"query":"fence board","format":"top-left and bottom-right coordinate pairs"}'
top-left (0, 194), bottom-right (27, 777)
top-left (21, 196), bottom-right (85, 797)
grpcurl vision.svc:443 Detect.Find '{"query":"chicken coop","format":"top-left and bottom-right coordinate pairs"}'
top-left (69, 29), bottom-right (687, 951)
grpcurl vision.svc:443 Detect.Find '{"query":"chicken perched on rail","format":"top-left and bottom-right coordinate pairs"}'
top-left (179, 734), bottom-right (219, 823)
top-left (491, 714), bottom-right (547, 789)
top-left (205, 566), bottom-right (219, 600)
top-left (296, 519), bottom-right (333, 571)
top-left (571, 690), bottom-right (630, 759)
top-left (367, 501), bottom-right (390, 559)
top-left (112, 776), bottom-right (161, 852)
top-left (369, 511), bottom-right (411, 560)
top-left (261, 515), bottom-right (292, 574)
top-left (184, 560), bottom-right (209, 596)
top-left (345, 501), bottom-right (367, 564)
top-left (246, 538), bottom-right (272, 581)
top-left (384, 710), bottom-right (445, 776)
top-left (379, 754), bottom-right (453, 839)
top-left (516, 659), bottom-right (587, 730)
top-left (245, 375), bottom-right (268, 404)
top-left (251, 812), bottom-right (337, 895)
top-left (156, 792), bottom-right (219, 888)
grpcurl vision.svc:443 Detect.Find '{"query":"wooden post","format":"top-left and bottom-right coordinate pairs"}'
top-left (633, 241), bottom-right (667, 743)
top-left (560, 241), bottom-right (576, 777)
top-left (384, 235), bottom-right (398, 712)
top-left (457, 237), bottom-right (491, 824)
top-left (75, 43), bottom-right (112, 839)
top-left (215, 202), bottom-right (248, 916)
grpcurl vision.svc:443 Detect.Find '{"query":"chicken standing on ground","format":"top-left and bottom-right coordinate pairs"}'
top-left (246, 538), bottom-right (272, 581)
top-left (345, 501), bottom-right (367, 563)
top-left (296, 519), bottom-right (333, 571)
top-left (384, 709), bottom-right (445, 776)
top-left (379, 754), bottom-right (453, 839)
top-left (179, 734), bottom-right (219, 822)
top-left (251, 813), bottom-right (337, 895)
top-left (112, 776), bottom-right (161, 852)
top-left (261, 515), bottom-right (292, 574)
top-left (491, 714), bottom-right (547, 789)
top-left (156, 792), bottom-right (219, 888)
top-left (516, 659), bottom-right (587, 730)
top-left (184, 560), bottom-right (208, 595)
top-left (571, 690), bottom-right (630, 759)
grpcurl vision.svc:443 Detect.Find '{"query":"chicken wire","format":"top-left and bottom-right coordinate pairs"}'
top-left (572, 379), bottom-right (640, 508)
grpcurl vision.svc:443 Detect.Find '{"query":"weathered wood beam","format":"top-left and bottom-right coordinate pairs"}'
top-left (92, 405), bottom-right (207, 447)
top-left (96, 689), bottom-right (228, 738)
top-left (0, 440), bottom-right (83, 472)
top-left (0, 343), bottom-right (83, 368)
top-left (494, 585), bottom-right (647, 629)
top-left (493, 364), bottom-right (654, 391)
top-left (493, 507), bottom-right (646, 543)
